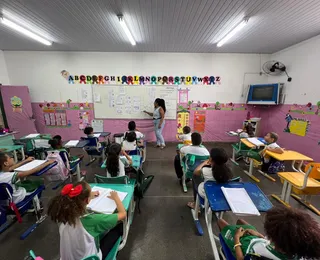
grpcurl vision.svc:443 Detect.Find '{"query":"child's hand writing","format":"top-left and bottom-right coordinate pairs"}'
top-left (108, 191), bottom-right (119, 201)
top-left (26, 157), bottom-right (35, 162)
top-left (92, 191), bottom-right (100, 197)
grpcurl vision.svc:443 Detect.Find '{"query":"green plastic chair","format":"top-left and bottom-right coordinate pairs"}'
top-left (181, 154), bottom-right (210, 192)
top-left (95, 174), bottom-right (129, 184)
top-left (81, 255), bottom-right (100, 260)
top-left (105, 236), bottom-right (122, 260)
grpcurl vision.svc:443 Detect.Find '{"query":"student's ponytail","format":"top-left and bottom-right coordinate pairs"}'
top-left (106, 143), bottom-right (122, 177)
top-left (210, 148), bottom-right (233, 183)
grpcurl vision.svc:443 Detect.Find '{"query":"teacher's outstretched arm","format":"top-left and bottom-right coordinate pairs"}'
top-left (143, 110), bottom-right (153, 117)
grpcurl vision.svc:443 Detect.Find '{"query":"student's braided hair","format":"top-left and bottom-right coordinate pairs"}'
top-left (106, 143), bottom-right (121, 177)
top-left (47, 181), bottom-right (91, 226)
top-left (264, 206), bottom-right (320, 259)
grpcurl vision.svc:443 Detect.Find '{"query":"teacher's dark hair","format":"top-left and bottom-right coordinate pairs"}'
top-left (155, 98), bottom-right (166, 113)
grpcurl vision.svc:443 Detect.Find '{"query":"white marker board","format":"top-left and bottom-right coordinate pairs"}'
top-left (93, 85), bottom-right (177, 119)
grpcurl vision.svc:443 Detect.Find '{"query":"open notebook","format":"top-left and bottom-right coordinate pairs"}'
top-left (64, 140), bottom-right (79, 147)
top-left (87, 186), bottom-right (128, 214)
top-left (15, 160), bottom-right (47, 171)
top-left (221, 187), bottom-right (260, 216)
top-left (247, 137), bottom-right (265, 147)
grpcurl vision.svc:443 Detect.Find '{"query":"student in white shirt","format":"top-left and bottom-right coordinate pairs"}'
top-left (177, 126), bottom-right (192, 145)
top-left (218, 206), bottom-right (320, 260)
top-left (0, 153), bottom-right (54, 204)
top-left (259, 132), bottom-right (284, 173)
top-left (106, 143), bottom-right (132, 178)
top-left (48, 181), bottom-right (127, 260)
top-left (174, 132), bottom-right (209, 181)
top-left (187, 148), bottom-right (233, 209)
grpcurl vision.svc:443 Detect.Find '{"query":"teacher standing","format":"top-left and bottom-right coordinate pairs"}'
top-left (144, 98), bottom-right (166, 149)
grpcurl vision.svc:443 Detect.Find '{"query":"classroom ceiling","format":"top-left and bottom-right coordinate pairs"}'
top-left (1, 0), bottom-right (320, 53)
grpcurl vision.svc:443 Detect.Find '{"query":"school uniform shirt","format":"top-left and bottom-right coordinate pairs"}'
top-left (239, 132), bottom-right (249, 138)
top-left (122, 140), bottom-right (137, 151)
top-left (106, 157), bottom-right (129, 178)
top-left (198, 167), bottom-right (215, 198)
top-left (264, 142), bottom-right (281, 163)
top-left (59, 213), bottom-right (118, 260)
top-left (178, 133), bottom-right (192, 142)
top-left (0, 171), bottom-right (26, 204)
top-left (124, 130), bottom-right (144, 140)
top-left (180, 145), bottom-right (210, 156)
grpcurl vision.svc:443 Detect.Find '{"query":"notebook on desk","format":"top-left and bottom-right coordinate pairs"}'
top-left (221, 187), bottom-right (260, 216)
top-left (87, 186), bottom-right (128, 214)
top-left (247, 137), bottom-right (264, 147)
top-left (64, 140), bottom-right (79, 147)
top-left (15, 160), bottom-right (47, 171)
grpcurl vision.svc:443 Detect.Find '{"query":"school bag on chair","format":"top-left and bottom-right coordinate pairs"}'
top-left (44, 151), bottom-right (69, 181)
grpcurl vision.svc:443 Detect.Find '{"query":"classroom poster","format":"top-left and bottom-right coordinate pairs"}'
top-left (178, 89), bottom-right (189, 103)
top-left (177, 111), bottom-right (190, 134)
top-left (193, 111), bottom-right (206, 133)
top-left (78, 111), bottom-right (90, 130)
top-left (288, 119), bottom-right (309, 136)
top-left (43, 108), bottom-right (68, 127)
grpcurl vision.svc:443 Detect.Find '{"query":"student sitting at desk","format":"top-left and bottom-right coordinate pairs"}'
top-left (48, 136), bottom-right (84, 162)
top-left (84, 126), bottom-right (94, 137)
top-left (106, 143), bottom-right (132, 178)
top-left (218, 206), bottom-right (320, 260)
top-left (122, 132), bottom-right (143, 152)
top-left (176, 126), bottom-right (192, 145)
top-left (48, 181), bottom-right (126, 260)
top-left (126, 121), bottom-right (144, 140)
top-left (0, 152), bottom-right (54, 204)
top-left (259, 132), bottom-right (285, 174)
top-left (174, 133), bottom-right (209, 182)
top-left (239, 122), bottom-right (254, 138)
top-left (187, 148), bottom-right (233, 209)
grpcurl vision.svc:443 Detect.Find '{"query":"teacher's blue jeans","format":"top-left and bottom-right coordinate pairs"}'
top-left (154, 119), bottom-right (165, 146)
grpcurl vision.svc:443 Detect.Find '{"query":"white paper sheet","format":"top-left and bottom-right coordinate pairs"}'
top-left (91, 120), bottom-right (104, 132)
top-left (93, 133), bottom-right (101, 138)
top-left (24, 133), bottom-right (40, 138)
top-left (221, 187), bottom-right (260, 216)
top-left (64, 140), bottom-right (79, 147)
top-left (34, 139), bottom-right (51, 148)
top-left (15, 160), bottom-right (47, 171)
top-left (87, 187), bottom-right (128, 214)
top-left (247, 137), bottom-right (264, 147)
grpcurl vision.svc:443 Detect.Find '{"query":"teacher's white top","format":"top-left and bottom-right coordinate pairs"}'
top-left (153, 107), bottom-right (161, 120)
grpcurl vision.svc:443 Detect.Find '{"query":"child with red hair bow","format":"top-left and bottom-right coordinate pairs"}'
top-left (48, 181), bottom-right (126, 260)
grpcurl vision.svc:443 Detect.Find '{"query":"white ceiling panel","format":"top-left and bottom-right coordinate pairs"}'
top-left (0, 0), bottom-right (320, 53)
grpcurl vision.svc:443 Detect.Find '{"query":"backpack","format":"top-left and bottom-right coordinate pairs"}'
top-left (45, 151), bottom-right (69, 181)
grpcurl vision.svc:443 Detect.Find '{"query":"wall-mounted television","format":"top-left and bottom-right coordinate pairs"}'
top-left (246, 83), bottom-right (283, 105)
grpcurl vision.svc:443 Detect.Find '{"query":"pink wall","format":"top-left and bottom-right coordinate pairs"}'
top-left (32, 102), bottom-right (260, 143)
top-left (260, 105), bottom-right (320, 162)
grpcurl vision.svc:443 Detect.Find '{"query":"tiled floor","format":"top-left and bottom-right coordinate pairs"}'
top-left (1, 143), bottom-right (319, 260)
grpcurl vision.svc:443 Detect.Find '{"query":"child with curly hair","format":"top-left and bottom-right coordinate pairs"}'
top-left (218, 206), bottom-right (320, 259)
top-left (48, 181), bottom-right (126, 260)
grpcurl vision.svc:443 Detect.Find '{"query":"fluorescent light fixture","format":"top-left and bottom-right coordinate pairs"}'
top-left (217, 17), bottom-right (249, 47)
top-left (118, 15), bottom-right (136, 46)
top-left (0, 16), bottom-right (52, 46)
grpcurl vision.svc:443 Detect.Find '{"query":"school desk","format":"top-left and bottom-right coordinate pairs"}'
top-left (203, 181), bottom-right (273, 260)
top-left (63, 140), bottom-right (89, 148)
top-left (265, 150), bottom-right (313, 172)
top-left (29, 161), bottom-right (57, 176)
top-left (0, 132), bottom-right (18, 146)
top-left (90, 182), bottom-right (135, 251)
top-left (239, 138), bottom-right (265, 182)
top-left (0, 145), bottom-right (25, 162)
top-left (93, 132), bottom-right (111, 137)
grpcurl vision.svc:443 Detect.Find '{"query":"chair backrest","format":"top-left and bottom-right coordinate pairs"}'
top-left (305, 162), bottom-right (320, 180)
top-left (82, 137), bottom-right (99, 147)
top-left (95, 174), bottom-right (129, 184)
top-left (81, 255), bottom-right (100, 260)
top-left (0, 183), bottom-right (13, 201)
top-left (184, 154), bottom-right (210, 169)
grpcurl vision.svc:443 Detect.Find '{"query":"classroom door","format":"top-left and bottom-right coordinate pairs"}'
top-left (0, 86), bottom-right (37, 138)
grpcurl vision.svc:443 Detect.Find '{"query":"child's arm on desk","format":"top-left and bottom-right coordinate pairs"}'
top-left (9, 157), bottom-right (35, 171)
top-left (121, 150), bottom-right (133, 165)
top-left (16, 160), bottom-right (55, 178)
top-left (108, 191), bottom-right (127, 221)
top-left (266, 147), bottom-right (284, 154)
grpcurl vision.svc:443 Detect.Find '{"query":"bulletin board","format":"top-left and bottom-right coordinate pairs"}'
top-left (92, 85), bottom-right (177, 119)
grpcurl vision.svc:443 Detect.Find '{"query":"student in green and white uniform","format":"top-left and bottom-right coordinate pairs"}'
top-left (48, 181), bottom-right (127, 260)
top-left (218, 207), bottom-right (320, 260)
top-left (106, 143), bottom-right (132, 178)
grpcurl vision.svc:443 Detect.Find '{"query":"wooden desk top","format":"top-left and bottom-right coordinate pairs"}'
top-left (266, 150), bottom-right (313, 162)
top-left (240, 138), bottom-right (265, 149)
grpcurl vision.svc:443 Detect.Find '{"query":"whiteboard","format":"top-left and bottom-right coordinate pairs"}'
top-left (93, 85), bottom-right (177, 119)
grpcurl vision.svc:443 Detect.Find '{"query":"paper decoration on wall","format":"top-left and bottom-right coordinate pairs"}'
top-left (194, 111), bottom-right (206, 133)
top-left (11, 96), bottom-right (23, 112)
top-left (177, 111), bottom-right (190, 134)
top-left (78, 111), bottom-right (90, 130)
top-left (289, 102), bottom-right (320, 115)
top-left (189, 102), bottom-right (246, 111)
top-left (284, 114), bottom-right (310, 136)
top-left (39, 101), bottom-right (92, 111)
top-left (91, 120), bottom-right (104, 132)
top-left (43, 108), bottom-right (69, 128)
top-left (178, 89), bottom-right (189, 103)
top-left (64, 72), bottom-right (221, 85)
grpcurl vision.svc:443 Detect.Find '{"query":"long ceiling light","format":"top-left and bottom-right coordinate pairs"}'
top-left (117, 15), bottom-right (136, 46)
top-left (217, 17), bottom-right (249, 47)
top-left (0, 16), bottom-right (52, 46)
